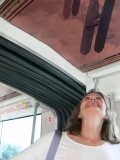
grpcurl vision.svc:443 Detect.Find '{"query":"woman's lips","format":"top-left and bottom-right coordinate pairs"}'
top-left (86, 102), bottom-right (99, 108)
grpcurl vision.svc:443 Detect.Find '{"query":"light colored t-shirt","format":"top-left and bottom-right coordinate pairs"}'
top-left (10, 131), bottom-right (120, 160)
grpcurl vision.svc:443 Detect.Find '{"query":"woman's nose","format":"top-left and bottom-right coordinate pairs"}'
top-left (90, 97), bottom-right (96, 100)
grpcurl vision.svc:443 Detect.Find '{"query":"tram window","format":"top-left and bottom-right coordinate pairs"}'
top-left (0, 115), bottom-right (41, 160)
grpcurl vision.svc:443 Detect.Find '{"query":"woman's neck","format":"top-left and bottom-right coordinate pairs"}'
top-left (80, 116), bottom-right (103, 142)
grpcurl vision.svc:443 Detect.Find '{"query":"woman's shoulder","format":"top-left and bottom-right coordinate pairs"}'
top-left (114, 142), bottom-right (120, 147)
top-left (106, 142), bottom-right (120, 149)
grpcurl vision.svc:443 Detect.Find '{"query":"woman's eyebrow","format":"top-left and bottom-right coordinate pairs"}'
top-left (85, 94), bottom-right (102, 98)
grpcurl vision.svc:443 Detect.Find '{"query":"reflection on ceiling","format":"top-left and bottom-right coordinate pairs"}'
top-left (0, 83), bottom-right (21, 102)
top-left (0, 83), bottom-right (14, 97)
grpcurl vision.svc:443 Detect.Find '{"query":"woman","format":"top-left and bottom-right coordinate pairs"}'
top-left (10, 89), bottom-right (120, 160)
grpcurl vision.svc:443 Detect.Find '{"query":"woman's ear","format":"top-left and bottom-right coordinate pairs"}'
top-left (78, 114), bottom-right (82, 118)
top-left (104, 114), bottom-right (108, 120)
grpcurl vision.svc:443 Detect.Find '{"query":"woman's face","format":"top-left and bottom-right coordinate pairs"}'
top-left (79, 93), bottom-right (107, 119)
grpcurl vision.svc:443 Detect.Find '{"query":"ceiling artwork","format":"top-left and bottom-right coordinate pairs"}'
top-left (2, 0), bottom-right (120, 71)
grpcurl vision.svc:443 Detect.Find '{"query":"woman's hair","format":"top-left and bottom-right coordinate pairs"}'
top-left (64, 89), bottom-right (120, 144)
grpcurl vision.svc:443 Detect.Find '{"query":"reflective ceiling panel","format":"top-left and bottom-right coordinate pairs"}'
top-left (0, 83), bottom-right (15, 97)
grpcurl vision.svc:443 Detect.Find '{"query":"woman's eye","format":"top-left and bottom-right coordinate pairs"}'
top-left (84, 97), bottom-right (90, 100)
top-left (96, 97), bottom-right (102, 100)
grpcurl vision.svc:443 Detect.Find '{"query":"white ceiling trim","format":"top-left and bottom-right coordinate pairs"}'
top-left (0, 0), bottom-right (5, 5)
top-left (87, 61), bottom-right (120, 78)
